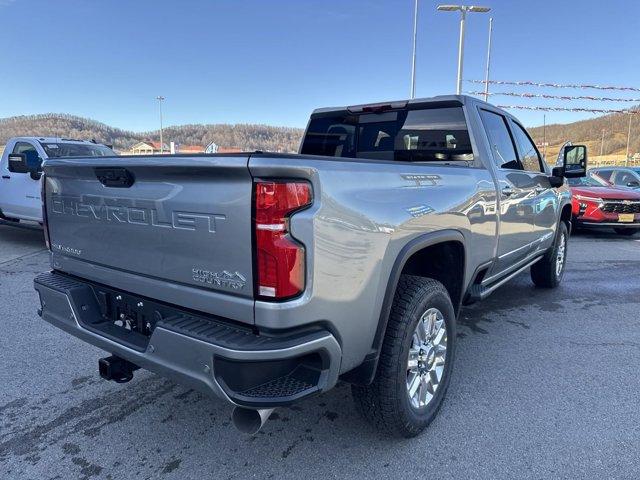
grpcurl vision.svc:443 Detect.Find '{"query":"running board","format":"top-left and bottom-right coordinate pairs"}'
top-left (0, 219), bottom-right (43, 231)
top-left (466, 255), bottom-right (543, 303)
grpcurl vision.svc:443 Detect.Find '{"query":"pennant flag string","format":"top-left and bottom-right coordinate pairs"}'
top-left (496, 105), bottom-right (638, 115)
top-left (468, 91), bottom-right (640, 103)
top-left (468, 79), bottom-right (640, 92)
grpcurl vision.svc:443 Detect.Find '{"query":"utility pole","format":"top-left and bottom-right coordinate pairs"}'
top-left (437, 5), bottom-right (491, 95)
top-left (483, 17), bottom-right (493, 102)
top-left (156, 95), bottom-right (165, 154)
top-left (543, 114), bottom-right (547, 159)
top-left (626, 112), bottom-right (633, 166)
top-left (410, 0), bottom-right (419, 99)
top-left (600, 128), bottom-right (606, 157)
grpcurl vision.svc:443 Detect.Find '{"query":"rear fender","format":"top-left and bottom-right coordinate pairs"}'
top-left (341, 229), bottom-right (466, 385)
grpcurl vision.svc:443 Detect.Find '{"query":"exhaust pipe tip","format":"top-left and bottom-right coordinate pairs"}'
top-left (231, 407), bottom-right (275, 435)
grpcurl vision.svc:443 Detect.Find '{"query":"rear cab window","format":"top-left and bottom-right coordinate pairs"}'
top-left (300, 105), bottom-right (473, 163)
top-left (39, 142), bottom-right (116, 158)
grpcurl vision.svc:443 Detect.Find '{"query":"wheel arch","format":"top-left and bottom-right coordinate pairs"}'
top-left (560, 201), bottom-right (572, 234)
top-left (341, 229), bottom-right (466, 385)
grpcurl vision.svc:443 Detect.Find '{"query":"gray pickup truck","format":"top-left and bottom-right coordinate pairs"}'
top-left (34, 95), bottom-right (587, 437)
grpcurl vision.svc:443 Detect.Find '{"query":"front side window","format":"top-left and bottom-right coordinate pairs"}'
top-left (12, 142), bottom-right (42, 171)
top-left (595, 169), bottom-right (613, 181)
top-left (300, 106), bottom-right (472, 162)
top-left (511, 122), bottom-right (543, 173)
top-left (478, 110), bottom-right (520, 170)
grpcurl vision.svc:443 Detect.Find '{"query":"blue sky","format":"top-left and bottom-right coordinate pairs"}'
top-left (0, 0), bottom-right (637, 131)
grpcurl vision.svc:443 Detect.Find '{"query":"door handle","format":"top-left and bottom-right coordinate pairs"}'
top-left (2, 175), bottom-right (10, 179)
top-left (502, 186), bottom-right (515, 197)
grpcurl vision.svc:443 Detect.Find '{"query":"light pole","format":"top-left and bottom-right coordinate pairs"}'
top-left (437, 4), bottom-right (491, 95)
top-left (410, 0), bottom-right (420, 99)
top-left (483, 17), bottom-right (493, 102)
top-left (156, 95), bottom-right (165, 154)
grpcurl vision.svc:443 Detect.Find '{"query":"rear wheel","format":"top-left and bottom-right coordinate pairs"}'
top-left (351, 275), bottom-right (456, 437)
top-left (531, 221), bottom-right (568, 288)
top-left (614, 228), bottom-right (639, 236)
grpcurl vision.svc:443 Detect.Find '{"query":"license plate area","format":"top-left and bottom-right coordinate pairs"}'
top-left (618, 213), bottom-right (635, 223)
top-left (80, 283), bottom-right (210, 351)
top-left (98, 290), bottom-right (156, 337)
top-left (79, 287), bottom-right (173, 351)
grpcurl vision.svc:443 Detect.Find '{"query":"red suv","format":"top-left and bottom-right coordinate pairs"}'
top-left (568, 175), bottom-right (640, 236)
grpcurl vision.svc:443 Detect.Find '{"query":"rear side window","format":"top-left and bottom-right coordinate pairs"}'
top-left (300, 107), bottom-right (473, 162)
top-left (614, 170), bottom-right (639, 187)
top-left (511, 122), bottom-right (544, 172)
top-left (479, 110), bottom-right (520, 170)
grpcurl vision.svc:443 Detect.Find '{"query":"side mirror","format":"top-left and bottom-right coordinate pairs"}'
top-left (7, 153), bottom-right (30, 173)
top-left (8, 152), bottom-right (42, 175)
top-left (549, 167), bottom-right (564, 187)
top-left (561, 145), bottom-right (587, 178)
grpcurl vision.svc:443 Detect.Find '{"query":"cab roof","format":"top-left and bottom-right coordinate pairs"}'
top-left (13, 137), bottom-right (101, 144)
top-left (311, 94), bottom-right (515, 120)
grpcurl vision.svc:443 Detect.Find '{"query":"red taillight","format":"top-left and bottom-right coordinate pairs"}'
top-left (254, 181), bottom-right (312, 299)
top-left (41, 174), bottom-right (51, 250)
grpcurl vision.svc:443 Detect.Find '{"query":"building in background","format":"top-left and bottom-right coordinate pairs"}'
top-left (204, 141), bottom-right (243, 154)
top-left (170, 142), bottom-right (204, 154)
top-left (127, 141), bottom-right (169, 155)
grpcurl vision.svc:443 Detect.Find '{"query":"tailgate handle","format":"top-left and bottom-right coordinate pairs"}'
top-left (95, 167), bottom-right (135, 188)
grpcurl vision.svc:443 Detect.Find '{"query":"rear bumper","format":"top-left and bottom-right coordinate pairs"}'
top-left (34, 271), bottom-right (341, 408)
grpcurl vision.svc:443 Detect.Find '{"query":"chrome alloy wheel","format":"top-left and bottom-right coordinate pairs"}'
top-left (556, 231), bottom-right (567, 277)
top-left (406, 307), bottom-right (447, 409)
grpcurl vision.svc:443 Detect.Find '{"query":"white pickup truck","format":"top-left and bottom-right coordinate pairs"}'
top-left (0, 137), bottom-right (116, 223)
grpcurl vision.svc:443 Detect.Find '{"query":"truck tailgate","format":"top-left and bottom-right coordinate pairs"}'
top-left (43, 155), bottom-right (255, 323)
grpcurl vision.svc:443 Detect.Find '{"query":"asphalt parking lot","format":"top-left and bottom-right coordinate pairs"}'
top-left (0, 225), bottom-right (638, 480)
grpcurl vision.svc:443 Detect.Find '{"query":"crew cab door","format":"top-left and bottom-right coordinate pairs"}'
top-left (0, 140), bottom-right (44, 221)
top-left (478, 109), bottom-right (538, 276)
top-left (508, 120), bottom-right (558, 252)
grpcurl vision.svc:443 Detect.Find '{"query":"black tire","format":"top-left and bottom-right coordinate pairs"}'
top-left (351, 275), bottom-right (456, 438)
top-left (531, 221), bottom-right (568, 288)
top-left (614, 228), bottom-right (639, 236)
